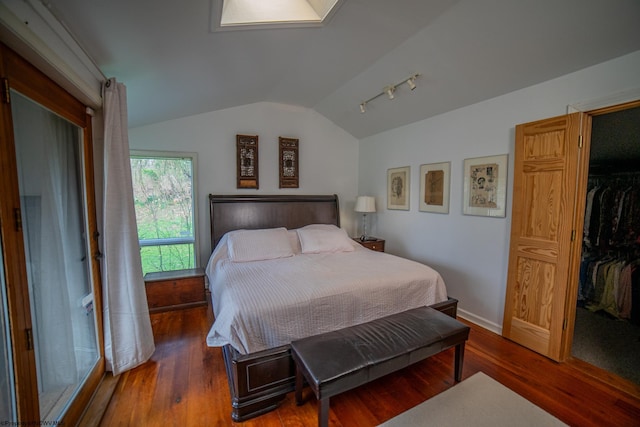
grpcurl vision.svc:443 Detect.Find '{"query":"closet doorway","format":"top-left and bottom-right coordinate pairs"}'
top-left (571, 103), bottom-right (640, 386)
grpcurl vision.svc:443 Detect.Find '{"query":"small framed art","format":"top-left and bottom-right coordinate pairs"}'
top-left (419, 162), bottom-right (450, 214)
top-left (236, 134), bottom-right (259, 189)
top-left (279, 136), bottom-right (299, 188)
top-left (387, 166), bottom-right (410, 210)
top-left (463, 154), bottom-right (508, 217)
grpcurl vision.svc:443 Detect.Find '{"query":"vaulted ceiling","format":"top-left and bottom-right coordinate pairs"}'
top-left (43, 0), bottom-right (640, 138)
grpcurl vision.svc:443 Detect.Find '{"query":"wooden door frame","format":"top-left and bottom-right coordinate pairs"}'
top-left (0, 43), bottom-right (39, 421)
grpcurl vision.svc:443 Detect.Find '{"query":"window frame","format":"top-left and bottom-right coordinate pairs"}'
top-left (130, 149), bottom-right (199, 273)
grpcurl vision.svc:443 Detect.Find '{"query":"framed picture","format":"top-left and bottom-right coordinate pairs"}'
top-left (419, 162), bottom-right (450, 214)
top-left (387, 166), bottom-right (410, 210)
top-left (236, 134), bottom-right (259, 189)
top-left (279, 137), bottom-right (299, 188)
top-left (463, 154), bottom-right (508, 217)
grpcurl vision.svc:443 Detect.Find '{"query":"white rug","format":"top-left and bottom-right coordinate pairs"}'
top-left (378, 372), bottom-right (568, 427)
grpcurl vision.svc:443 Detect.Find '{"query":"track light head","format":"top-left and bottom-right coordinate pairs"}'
top-left (359, 103), bottom-right (366, 113)
top-left (407, 77), bottom-right (416, 90)
top-left (385, 86), bottom-right (395, 100)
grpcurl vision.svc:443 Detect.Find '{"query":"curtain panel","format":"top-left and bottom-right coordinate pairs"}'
top-left (101, 78), bottom-right (155, 375)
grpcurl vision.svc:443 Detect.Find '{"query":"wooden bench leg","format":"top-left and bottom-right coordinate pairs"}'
top-left (318, 397), bottom-right (330, 427)
top-left (454, 342), bottom-right (465, 382)
top-left (295, 365), bottom-right (304, 405)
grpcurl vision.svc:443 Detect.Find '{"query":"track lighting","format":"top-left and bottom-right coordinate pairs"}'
top-left (358, 73), bottom-right (420, 113)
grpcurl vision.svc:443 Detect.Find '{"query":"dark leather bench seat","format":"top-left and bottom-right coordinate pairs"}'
top-left (291, 305), bottom-right (470, 427)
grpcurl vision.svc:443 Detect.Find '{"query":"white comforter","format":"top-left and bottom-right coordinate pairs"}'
top-left (205, 235), bottom-right (448, 354)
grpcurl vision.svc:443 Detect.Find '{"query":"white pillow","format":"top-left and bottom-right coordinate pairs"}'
top-left (227, 227), bottom-right (294, 262)
top-left (299, 223), bottom-right (341, 231)
top-left (297, 225), bottom-right (355, 254)
top-left (288, 230), bottom-right (302, 254)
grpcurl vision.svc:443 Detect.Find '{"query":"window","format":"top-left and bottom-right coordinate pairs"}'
top-left (213, 0), bottom-right (343, 31)
top-left (130, 151), bottom-right (198, 275)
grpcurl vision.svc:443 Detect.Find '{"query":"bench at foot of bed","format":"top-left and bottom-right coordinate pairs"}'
top-left (222, 297), bottom-right (459, 422)
top-left (291, 306), bottom-right (470, 427)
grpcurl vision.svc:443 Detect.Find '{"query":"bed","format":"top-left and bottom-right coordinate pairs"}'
top-left (206, 194), bottom-right (458, 421)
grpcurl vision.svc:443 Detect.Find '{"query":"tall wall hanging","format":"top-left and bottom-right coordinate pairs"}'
top-left (279, 136), bottom-right (299, 188)
top-left (237, 134), bottom-right (259, 189)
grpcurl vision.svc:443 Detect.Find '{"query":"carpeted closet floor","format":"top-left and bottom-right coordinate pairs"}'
top-left (572, 307), bottom-right (640, 385)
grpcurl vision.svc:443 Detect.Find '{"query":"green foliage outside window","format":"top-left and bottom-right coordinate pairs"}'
top-left (130, 155), bottom-right (196, 275)
top-left (139, 244), bottom-right (195, 275)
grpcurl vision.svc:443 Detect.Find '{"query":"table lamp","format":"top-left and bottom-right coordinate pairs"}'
top-left (354, 196), bottom-right (376, 241)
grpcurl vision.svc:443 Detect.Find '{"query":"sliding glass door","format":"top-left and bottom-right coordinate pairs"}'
top-left (10, 92), bottom-right (100, 420)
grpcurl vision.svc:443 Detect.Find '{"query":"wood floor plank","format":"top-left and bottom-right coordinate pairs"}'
top-left (98, 304), bottom-right (640, 427)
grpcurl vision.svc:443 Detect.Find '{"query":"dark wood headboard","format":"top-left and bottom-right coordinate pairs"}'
top-left (209, 194), bottom-right (340, 250)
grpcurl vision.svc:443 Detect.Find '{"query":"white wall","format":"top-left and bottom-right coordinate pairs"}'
top-left (128, 101), bottom-right (360, 267)
top-left (127, 51), bottom-right (640, 332)
top-left (358, 50), bottom-right (640, 333)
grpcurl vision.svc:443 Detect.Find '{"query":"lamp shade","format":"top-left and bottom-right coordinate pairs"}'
top-left (354, 196), bottom-right (376, 213)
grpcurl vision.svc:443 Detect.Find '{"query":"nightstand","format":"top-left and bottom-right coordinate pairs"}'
top-left (144, 267), bottom-right (207, 313)
top-left (353, 237), bottom-right (385, 252)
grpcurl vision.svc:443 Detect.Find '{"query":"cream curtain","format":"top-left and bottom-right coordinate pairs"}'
top-left (102, 78), bottom-right (155, 374)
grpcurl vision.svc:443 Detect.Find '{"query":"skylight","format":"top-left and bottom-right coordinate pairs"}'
top-left (212, 0), bottom-right (343, 31)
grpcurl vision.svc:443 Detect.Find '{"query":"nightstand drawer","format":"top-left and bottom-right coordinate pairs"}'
top-left (145, 268), bottom-right (206, 313)
top-left (353, 238), bottom-right (385, 252)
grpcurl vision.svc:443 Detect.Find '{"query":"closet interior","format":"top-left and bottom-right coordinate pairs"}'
top-left (572, 105), bottom-right (640, 385)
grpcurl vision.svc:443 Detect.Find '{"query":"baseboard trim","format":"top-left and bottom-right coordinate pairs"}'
top-left (458, 309), bottom-right (502, 336)
top-left (78, 372), bottom-right (120, 426)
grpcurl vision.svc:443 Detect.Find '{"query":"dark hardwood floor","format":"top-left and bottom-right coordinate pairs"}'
top-left (98, 303), bottom-right (640, 427)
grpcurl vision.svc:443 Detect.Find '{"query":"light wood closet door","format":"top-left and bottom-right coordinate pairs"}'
top-left (503, 112), bottom-right (590, 362)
